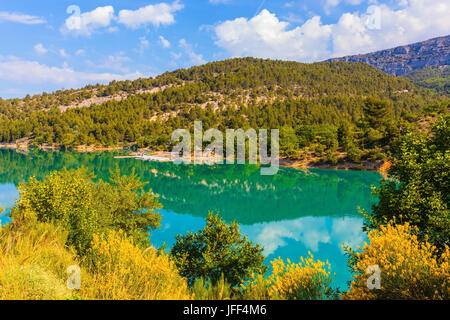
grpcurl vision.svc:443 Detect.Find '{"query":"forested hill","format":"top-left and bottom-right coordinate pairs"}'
top-left (403, 65), bottom-right (450, 95)
top-left (0, 57), bottom-right (439, 114)
top-left (328, 35), bottom-right (450, 76)
top-left (0, 58), bottom-right (448, 164)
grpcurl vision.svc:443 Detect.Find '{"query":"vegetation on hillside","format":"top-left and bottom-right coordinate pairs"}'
top-left (365, 114), bottom-right (449, 251)
top-left (1, 58), bottom-right (448, 165)
top-left (0, 61), bottom-right (448, 300)
top-left (403, 65), bottom-right (450, 95)
top-left (1, 113), bottom-right (448, 300)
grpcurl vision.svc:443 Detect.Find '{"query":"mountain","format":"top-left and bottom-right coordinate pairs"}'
top-left (0, 58), bottom-right (447, 164)
top-left (328, 35), bottom-right (450, 76)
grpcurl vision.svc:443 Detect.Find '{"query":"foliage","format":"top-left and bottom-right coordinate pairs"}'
top-left (366, 115), bottom-right (450, 250)
top-left (192, 274), bottom-right (235, 300)
top-left (81, 231), bottom-right (192, 300)
top-left (0, 58), bottom-right (446, 166)
top-left (0, 222), bottom-right (78, 300)
top-left (343, 221), bottom-right (450, 300)
top-left (10, 167), bottom-right (162, 255)
top-left (403, 65), bottom-right (450, 95)
top-left (242, 253), bottom-right (335, 300)
top-left (171, 212), bottom-right (267, 287)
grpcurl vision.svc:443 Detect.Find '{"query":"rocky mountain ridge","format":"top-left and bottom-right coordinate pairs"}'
top-left (328, 35), bottom-right (450, 76)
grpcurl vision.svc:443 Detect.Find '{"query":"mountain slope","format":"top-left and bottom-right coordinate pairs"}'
top-left (0, 57), bottom-right (438, 115)
top-left (0, 58), bottom-right (447, 165)
top-left (403, 65), bottom-right (450, 94)
top-left (328, 35), bottom-right (450, 76)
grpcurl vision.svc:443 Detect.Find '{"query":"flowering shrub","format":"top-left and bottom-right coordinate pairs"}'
top-left (242, 253), bottom-right (335, 300)
top-left (343, 221), bottom-right (450, 300)
top-left (82, 231), bottom-right (191, 300)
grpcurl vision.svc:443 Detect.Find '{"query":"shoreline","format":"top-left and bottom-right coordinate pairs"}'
top-left (0, 143), bottom-right (391, 174)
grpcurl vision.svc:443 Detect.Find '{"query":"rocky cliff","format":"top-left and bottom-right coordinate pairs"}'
top-left (328, 35), bottom-right (450, 76)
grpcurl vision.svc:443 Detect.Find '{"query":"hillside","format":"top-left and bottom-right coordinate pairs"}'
top-left (0, 58), bottom-right (448, 165)
top-left (328, 35), bottom-right (450, 76)
top-left (403, 65), bottom-right (450, 94)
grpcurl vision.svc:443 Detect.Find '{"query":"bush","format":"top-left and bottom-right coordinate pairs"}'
top-left (367, 115), bottom-right (450, 250)
top-left (242, 254), bottom-right (336, 300)
top-left (343, 221), bottom-right (449, 300)
top-left (82, 231), bottom-right (192, 300)
top-left (171, 212), bottom-right (267, 287)
top-left (347, 143), bottom-right (363, 163)
top-left (10, 167), bottom-right (162, 256)
top-left (192, 275), bottom-right (235, 300)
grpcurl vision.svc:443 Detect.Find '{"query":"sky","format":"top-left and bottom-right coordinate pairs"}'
top-left (0, 0), bottom-right (448, 98)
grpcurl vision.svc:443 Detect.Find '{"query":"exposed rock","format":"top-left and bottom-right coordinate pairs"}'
top-left (327, 35), bottom-right (450, 76)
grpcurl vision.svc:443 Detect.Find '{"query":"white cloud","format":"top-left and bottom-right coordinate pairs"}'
top-left (0, 11), bottom-right (46, 24)
top-left (34, 43), bottom-right (48, 55)
top-left (170, 52), bottom-right (182, 60)
top-left (60, 2), bottom-right (184, 36)
top-left (159, 35), bottom-right (171, 48)
top-left (326, 0), bottom-right (364, 8)
top-left (61, 6), bottom-right (115, 36)
top-left (215, 9), bottom-right (332, 62)
top-left (214, 0), bottom-right (450, 62)
top-left (209, 0), bottom-right (231, 4)
top-left (75, 49), bottom-right (86, 56)
top-left (240, 216), bottom-right (365, 257)
top-left (98, 53), bottom-right (132, 73)
top-left (332, 0), bottom-right (450, 57)
top-left (0, 56), bottom-right (144, 88)
top-left (59, 49), bottom-right (70, 58)
top-left (179, 39), bottom-right (206, 66)
top-left (118, 1), bottom-right (184, 29)
top-left (138, 37), bottom-right (150, 54)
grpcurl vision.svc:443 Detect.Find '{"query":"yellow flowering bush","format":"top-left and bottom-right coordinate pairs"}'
top-left (81, 231), bottom-right (192, 300)
top-left (343, 222), bottom-right (450, 300)
top-left (242, 253), bottom-right (335, 300)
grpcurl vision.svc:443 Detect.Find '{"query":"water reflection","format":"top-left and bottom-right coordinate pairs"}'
top-left (0, 149), bottom-right (381, 289)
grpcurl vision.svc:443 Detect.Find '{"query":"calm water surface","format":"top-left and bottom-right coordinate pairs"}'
top-left (0, 150), bottom-right (382, 290)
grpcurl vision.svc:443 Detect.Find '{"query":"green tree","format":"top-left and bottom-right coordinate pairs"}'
top-left (171, 212), bottom-right (268, 287)
top-left (363, 98), bottom-right (391, 130)
top-left (10, 167), bottom-right (162, 255)
top-left (279, 126), bottom-right (298, 157)
top-left (366, 115), bottom-right (449, 251)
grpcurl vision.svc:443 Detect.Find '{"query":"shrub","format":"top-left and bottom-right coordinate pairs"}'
top-left (367, 115), bottom-right (450, 250)
top-left (171, 212), bottom-right (267, 287)
top-left (10, 167), bottom-right (162, 256)
top-left (347, 143), bottom-right (363, 163)
top-left (242, 254), bottom-right (335, 300)
top-left (192, 275), bottom-right (235, 300)
top-left (343, 221), bottom-right (450, 300)
top-left (82, 231), bottom-right (191, 300)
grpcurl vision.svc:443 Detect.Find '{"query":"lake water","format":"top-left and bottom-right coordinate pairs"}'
top-left (0, 149), bottom-right (382, 290)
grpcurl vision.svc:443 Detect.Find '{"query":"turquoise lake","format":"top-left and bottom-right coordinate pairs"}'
top-left (0, 149), bottom-right (382, 290)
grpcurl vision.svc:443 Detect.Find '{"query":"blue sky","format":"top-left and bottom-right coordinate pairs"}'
top-left (0, 0), bottom-right (448, 98)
